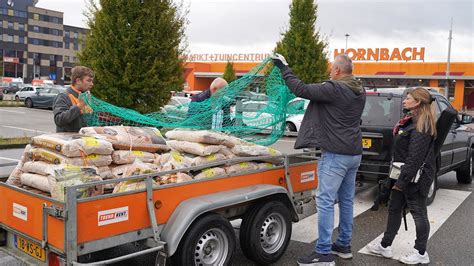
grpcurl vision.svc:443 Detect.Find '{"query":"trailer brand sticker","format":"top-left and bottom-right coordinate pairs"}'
top-left (300, 171), bottom-right (315, 183)
top-left (98, 207), bottom-right (129, 226)
top-left (13, 203), bottom-right (28, 221)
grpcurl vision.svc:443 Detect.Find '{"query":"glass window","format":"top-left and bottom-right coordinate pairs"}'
top-left (0, 35), bottom-right (2, 41)
top-left (33, 13), bottom-right (39, 20)
top-left (64, 56), bottom-right (69, 62)
top-left (51, 29), bottom-right (59, 36)
top-left (7, 35), bottom-right (13, 42)
top-left (361, 95), bottom-right (402, 127)
top-left (65, 31), bottom-right (69, 37)
top-left (31, 38), bottom-right (40, 45)
top-left (33, 26), bottom-right (40, 32)
top-left (73, 32), bottom-right (78, 38)
top-left (73, 43), bottom-right (79, 50)
top-left (18, 23), bottom-right (25, 31)
top-left (50, 55), bottom-right (55, 61)
top-left (19, 36), bottom-right (24, 44)
top-left (51, 17), bottom-right (59, 24)
top-left (65, 42), bottom-right (70, 49)
top-left (8, 21), bottom-right (13, 29)
top-left (72, 57), bottom-right (76, 62)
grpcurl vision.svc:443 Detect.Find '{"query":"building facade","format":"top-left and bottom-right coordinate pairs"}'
top-left (0, 0), bottom-right (87, 84)
top-left (184, 59), bottom-right (474, 111)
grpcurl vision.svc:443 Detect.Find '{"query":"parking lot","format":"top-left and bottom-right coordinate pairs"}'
top-left (0, 107), bottom-right (473, 265)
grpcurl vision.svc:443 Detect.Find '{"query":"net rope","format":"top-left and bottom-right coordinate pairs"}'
top-left (81, 57), bottom-right (306, 146)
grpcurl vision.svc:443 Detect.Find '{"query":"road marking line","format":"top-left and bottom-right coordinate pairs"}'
top-left (358, 189), bottom-right (471, 261)
top-left (19, 107), bottom-right (52, 113)
top-left (0, 109), bottom-right (25, 114)
top-left (291, 185), bottom-right (375, 243)
top-left (1, 125), bottom-right (51, 134)
top-left (0, 157), bottom-right (20, 162)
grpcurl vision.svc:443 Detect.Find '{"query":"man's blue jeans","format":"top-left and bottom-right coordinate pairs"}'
top-left (315, 151), bottom-right (362, 254)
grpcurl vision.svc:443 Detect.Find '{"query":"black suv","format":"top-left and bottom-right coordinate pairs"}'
top-left (358, 88), bottom-right (474, 203)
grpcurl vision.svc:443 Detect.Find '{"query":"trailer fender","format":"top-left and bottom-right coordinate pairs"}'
top-left (161, 184), bottom-right (294, 257)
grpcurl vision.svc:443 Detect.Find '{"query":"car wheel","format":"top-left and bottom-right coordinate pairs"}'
top-left (456, 148), bottom-right (473, 184)
top-left (171, 213), bottom-right (235, 266)
top-left (426, 174), bottom-right (437, 205)
top-left (25, 98), bottom-right (33, 108)
top-left (15, 95), bottom-right (20, 101)
top-left (240, 200), bottom-right (292, 264)
top-left (285, 122), bottom-right (297, 132)
top-left (3, 89), bottom-right (7, 94)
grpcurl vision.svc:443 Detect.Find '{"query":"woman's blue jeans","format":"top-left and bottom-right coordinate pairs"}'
top-left (315, 151), bottom-right (362, 254)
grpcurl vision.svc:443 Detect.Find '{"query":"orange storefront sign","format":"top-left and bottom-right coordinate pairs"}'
top-left (334, 47), bottom-right (425, 61)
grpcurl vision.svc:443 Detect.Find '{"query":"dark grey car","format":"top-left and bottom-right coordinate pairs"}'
top-left (25, 87), bottom-right (66, 109)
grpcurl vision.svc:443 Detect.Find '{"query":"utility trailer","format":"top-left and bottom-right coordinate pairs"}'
top-left (0, 152), bottom-right (318, 265)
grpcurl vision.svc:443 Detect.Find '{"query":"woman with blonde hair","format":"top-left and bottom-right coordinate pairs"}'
top-left (366, 87), bottom-right (437, 264)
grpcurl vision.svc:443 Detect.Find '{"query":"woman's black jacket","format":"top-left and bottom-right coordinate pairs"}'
top-left (393, 118), bottom-right (436, 197)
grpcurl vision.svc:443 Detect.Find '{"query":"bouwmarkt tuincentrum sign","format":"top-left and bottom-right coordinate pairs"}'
top-left (334, 47), bottom-right (425, 61)
top-left (184, 53), bottom-right (272, 62)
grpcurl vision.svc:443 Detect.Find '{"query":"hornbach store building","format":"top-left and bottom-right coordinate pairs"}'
top-left (183, 48), bottom-right (474, 111)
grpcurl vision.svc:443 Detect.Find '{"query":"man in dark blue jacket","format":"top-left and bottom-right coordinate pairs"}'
top-left (272, 54), bottom-right (366, 265)
top-left (187, 77), bottom-right (230, 130)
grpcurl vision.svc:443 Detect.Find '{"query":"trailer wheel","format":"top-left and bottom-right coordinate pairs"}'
top-left (171, 213), bottom-right (235, 266)
top-left (239, 200), bottom-right (292, 264)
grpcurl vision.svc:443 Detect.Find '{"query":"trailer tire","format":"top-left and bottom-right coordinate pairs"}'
top-left (239, 200), bottom-right (292, 264)
top-left (170, 213), bottom-right (235, 266)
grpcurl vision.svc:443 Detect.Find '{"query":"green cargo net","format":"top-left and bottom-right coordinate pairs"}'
top-left (81, 57), bottom-right (305, 146)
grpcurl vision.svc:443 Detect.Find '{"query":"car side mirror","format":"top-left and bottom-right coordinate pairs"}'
top-left (460, 113), bottom-right (473, 124)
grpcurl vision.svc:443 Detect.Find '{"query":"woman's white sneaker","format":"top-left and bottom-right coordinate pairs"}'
top-left (400, 249), bottom-right (430, 264)
top-left (365, 242), bottom-right (393, 258)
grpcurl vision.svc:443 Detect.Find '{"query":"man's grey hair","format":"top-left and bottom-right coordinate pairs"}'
top-left (210, 77), bottom-right (228, 92)
top-left (334, 54), bottom-right (353, 74)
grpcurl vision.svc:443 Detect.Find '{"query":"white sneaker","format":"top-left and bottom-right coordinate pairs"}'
top-left (400, 249), bottom-right (430, 264)
top-left (365, 242), bottom-right (393, 258)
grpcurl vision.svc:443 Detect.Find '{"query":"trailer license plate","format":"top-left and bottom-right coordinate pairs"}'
top-left (14, 235), bottom-right (46, 262)
top-left (362, 138), bottom-right (372, 149)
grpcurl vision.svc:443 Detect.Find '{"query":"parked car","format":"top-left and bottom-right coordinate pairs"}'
top-left (2, 82), bottom-right (23, 94)
top-left (24, 87), bottom-right (66, 109)
top-left (358, 87), bottom-right (474, 204)
top-left (285, 98), bottom-right (309, 132)
top-left (231, 100), bottom-right (305, 131)
top-left (15, 85), bottom-right (45, 100)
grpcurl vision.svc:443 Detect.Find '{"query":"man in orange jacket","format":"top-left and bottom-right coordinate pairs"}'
top-left (53, 66), bottom-right (94, 132)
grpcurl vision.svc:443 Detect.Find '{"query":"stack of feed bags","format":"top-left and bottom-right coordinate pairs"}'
top-left (79, 126), bottom-right (170, 190)
top-left (164, 129), bottom-right (282, 179)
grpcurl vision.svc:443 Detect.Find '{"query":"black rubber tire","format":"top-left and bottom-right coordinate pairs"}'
top-left (15, 95), bottom-right (20, 101)
top-left (239, 200), bottom-right (292, 265)
top-left (285, 122), bottom-right (297, 132)
top-left (3, 89), bottom-right (7, 94)
top-left (25, 98), bottom-right (33, 108)
top-left (426, 174), bottom-right (437, 205)
top-left (456, 149), bottom-right (473, 184)
top-left (170, 213), bottom-right (235, 266)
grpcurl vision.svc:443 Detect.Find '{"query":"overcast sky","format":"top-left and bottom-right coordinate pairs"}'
top-left (36, 0), bottom-right (473, 62)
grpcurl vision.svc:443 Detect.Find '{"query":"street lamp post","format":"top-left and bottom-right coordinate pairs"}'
top-left (445, 18), bottom-right (453, 99)
top-left (345, 34), bottom-right (350, 51)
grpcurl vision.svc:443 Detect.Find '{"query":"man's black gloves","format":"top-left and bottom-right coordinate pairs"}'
top-left (271, 53), bottom-right (289, 69)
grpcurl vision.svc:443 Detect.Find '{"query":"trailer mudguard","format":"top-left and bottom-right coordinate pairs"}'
top-left (160, 184), bottom-right (294, 256)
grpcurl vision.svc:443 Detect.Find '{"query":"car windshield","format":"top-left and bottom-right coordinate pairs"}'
top-left (361, 95), bottom-right (402, 127)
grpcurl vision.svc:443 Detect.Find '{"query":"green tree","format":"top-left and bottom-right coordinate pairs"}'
top-left (222, 61), bottom-right (237, 83)
top-left (274, 0), bottom-right (328, 83)
top-left (79, 0), bottom-right (187, 113)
